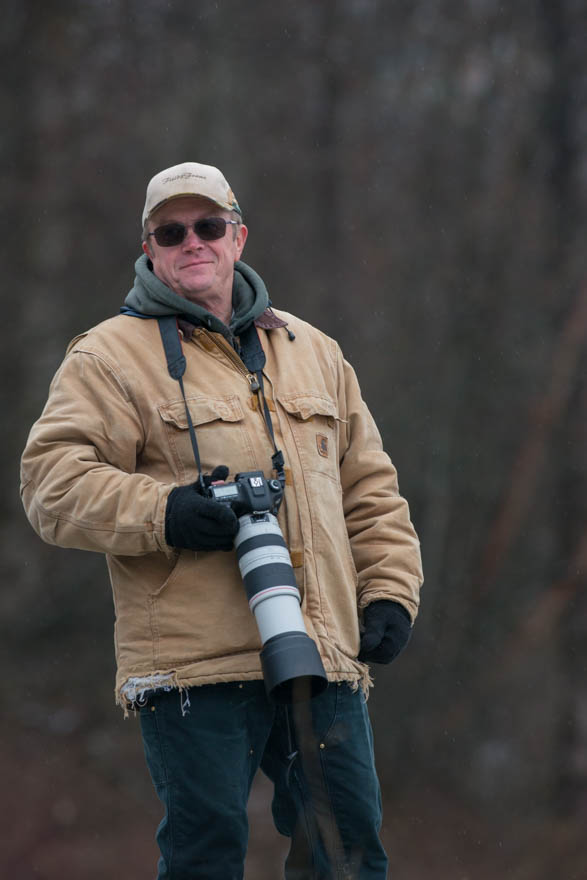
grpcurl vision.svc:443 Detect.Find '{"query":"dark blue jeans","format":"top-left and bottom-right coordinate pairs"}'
top-left (139, 681), bottom-right (387, 879)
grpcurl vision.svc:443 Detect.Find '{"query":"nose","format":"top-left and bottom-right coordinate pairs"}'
top-left (181, 224), bottom-right (204, 249)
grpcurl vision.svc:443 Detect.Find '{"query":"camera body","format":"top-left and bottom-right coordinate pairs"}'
top-left (208, 470), bottom-right (327, 703)
top-left (208, 470), bottom-right (283, 516)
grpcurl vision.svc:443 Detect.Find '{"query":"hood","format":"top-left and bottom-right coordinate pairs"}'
top-left (123, 254), bottom-right (270, 339)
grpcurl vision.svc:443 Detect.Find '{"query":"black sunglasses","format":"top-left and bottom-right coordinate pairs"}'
top-left (148, 217), bottom-right (238, 247)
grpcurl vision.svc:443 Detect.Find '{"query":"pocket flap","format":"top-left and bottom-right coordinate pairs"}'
top-left (158, 395), bottom-right (244, 429)
top-left (277, 392), bottom-right (340, 422)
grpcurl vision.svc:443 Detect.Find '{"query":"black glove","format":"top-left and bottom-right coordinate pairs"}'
top-left (358, 600), bottom-right (412, 664)
top-left (165, 466), bottom-right (238, 552)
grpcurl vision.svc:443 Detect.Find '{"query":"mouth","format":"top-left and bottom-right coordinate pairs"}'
top-left (181, 261), bottom-right (212, 269)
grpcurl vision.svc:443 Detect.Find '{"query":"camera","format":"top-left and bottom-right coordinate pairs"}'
top-left (208, 470), bottom-right (328, 703)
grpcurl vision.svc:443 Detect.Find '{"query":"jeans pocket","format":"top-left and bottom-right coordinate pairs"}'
top-left (288, 682), bottom-right (341, 750)
top-left (321, 683), bottom-right (367, 750)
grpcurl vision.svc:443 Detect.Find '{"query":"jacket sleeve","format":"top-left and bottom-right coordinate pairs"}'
top-left (20, 348), bottom-right (172, 556)
top-left (336, 347), bottom-right (423, 621)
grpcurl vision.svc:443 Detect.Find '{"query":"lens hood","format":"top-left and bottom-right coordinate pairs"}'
top-left (260, 631), bottom-right (329, 704)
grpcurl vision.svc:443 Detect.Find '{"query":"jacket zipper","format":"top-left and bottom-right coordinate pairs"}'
top-left (203, 330), bottom-right (260, 393)
top-left (202, 329), bottom-right (281, 474)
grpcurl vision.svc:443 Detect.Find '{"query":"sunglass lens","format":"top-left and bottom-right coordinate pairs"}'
top-left (194, 218), bottom-right (227, 241)
top-left (152, 218), bottom-right (228, 246)
top-left (154, 223), bottom-right (186, 247)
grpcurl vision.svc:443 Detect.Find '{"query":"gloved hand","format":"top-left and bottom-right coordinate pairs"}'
top-left (165, 465), bottom-right (238, 552)
top-left (358, 600), bottom-right (412, 664)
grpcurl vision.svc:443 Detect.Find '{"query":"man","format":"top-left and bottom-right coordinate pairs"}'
top-left (21, 161), bottom-right (423, 879)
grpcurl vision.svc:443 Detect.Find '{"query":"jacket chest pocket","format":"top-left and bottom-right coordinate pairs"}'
top-left (277, 392), bottom-right (345, 485)
top-left (158, 395), bottom-right (258, 483)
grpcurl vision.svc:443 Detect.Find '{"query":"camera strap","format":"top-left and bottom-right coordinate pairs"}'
top-left (157, 316), bottom-right (286, 489)
top-left (238, 324), bottom-right (286, 490)
top-left (157, 316), bottom-right (205, 489)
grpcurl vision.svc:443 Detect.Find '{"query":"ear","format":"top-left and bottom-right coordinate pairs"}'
top-left (142, 239), bottom-right (153, 259)
top-left (235, 223), bottom-right (248, 261)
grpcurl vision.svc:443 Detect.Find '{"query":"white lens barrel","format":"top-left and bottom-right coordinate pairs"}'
top-left (235, 512), bottom-right (305, 640)
top-left (235, 513), bottom-right (301, 643)
top-left (234, 510), bottom-right (328, 703)
top-left (238, 544), bottom-right (295, 581)
top-left (235, 514), bottom-right (283, 547)
top-left (251, 594), bottom-right (306, 642)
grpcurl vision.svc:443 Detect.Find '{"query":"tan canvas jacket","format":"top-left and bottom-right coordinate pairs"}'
top-left (20, 309), bottom-right (423, 707)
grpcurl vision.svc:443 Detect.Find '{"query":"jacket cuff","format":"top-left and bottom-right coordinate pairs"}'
top-left (154, 484), bottom-right (177, 557)
top-left (357, 590), bottom-right (418, 624)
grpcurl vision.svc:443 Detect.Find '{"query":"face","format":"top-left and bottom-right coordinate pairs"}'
top-left (143, 196), bottom-right (248, 314)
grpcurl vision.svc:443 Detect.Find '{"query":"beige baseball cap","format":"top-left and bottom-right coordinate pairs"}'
top-left (142, 161), bottom-right (241, 225)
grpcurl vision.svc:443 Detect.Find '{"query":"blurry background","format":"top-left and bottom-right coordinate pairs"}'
top-left (2, 1), bottom-right (586, 877)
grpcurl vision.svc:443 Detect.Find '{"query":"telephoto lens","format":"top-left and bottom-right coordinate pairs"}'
top-left (209, 471), bottom-right (328, 703)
